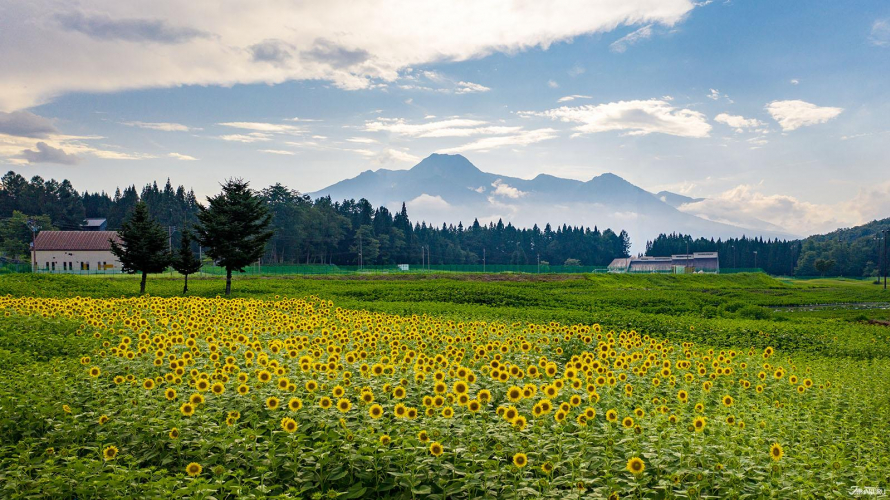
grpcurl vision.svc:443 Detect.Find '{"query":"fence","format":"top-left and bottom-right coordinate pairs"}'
top-left (23, 264), bottom-right (611, 276)
top-left (197, 264), bottom-right (613, 275)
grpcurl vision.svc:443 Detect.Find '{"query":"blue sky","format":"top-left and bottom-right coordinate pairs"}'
top-left (0, 0), bottom-right (888, 235)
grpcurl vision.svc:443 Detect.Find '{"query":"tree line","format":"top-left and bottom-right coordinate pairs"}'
top-left (0, 171), bottom-right (631, 271)
top-left (645, 226), bottom-right (889, 277)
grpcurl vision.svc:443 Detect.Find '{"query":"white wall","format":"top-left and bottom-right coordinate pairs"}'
top-left (32, 250), bottom-right (121, 273)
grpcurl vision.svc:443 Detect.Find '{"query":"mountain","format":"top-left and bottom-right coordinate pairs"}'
top-left (310, 154), bottom-right (795, 253)
top-left (656, 191), bottom-right (704, 208)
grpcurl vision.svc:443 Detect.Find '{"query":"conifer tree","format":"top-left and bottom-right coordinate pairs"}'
top-left (195, 179), bottom-right (273, 295)
top-left (171, 230), bottom-right (202, 294)
top-left (109, 202), bottom-right (171, 294)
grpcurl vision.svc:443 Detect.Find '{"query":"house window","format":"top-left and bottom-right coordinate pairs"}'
top-left (51, 262), bottom-right (55, 271)
top-left (63, 262), bottom-right (67, 271)
top-left (45, 262), bottom-right (49, 270)
top-left (69, 262), bottom-right (73, 270)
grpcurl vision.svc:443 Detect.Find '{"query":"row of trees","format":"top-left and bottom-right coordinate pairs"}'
top-left (645, 228), bottom-right (889, 277)
top-left (256, 184), bottom-right (630, 267)
top-left (0, 171), bottom-right (631, 268)
top-left (113, 180), bottom-right (271, 295)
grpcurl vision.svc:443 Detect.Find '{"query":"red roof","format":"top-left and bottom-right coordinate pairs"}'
top-left (33, 231), bottom-right (121, 251)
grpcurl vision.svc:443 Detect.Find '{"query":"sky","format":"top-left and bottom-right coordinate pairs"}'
top-left (0, 0), bottom-right (889, 236)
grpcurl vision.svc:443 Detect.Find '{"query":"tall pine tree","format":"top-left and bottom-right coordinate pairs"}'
top-left (195, 179), bottom-right (273, 295)
top-left (109, 202), bottom-right (171, 294)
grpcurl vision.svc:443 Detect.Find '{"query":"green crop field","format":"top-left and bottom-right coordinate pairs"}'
top-left (0, 273), bottom-right (888, 498)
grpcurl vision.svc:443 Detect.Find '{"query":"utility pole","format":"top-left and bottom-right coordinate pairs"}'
top-left (26, 218), bottom-right (40, 271)
top-left (426, 245), bottom-right (430, 271)
top-left (732, 245), bottom-right (736, 268)
top-left (483, 248), bottom-right (486, 273)
top-left (359, 237), bottom-right (363, 271)
top-left (881, 229), bottom-right (890, 290)
top-left (421, 245), bottom-right (424, 271)
top-left (754, 250), bottom-right (758, 271)
top-left (537, 253), bottom-right (540, 274)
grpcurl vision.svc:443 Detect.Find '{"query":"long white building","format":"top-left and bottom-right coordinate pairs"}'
top-left (31, 231), bottom-right (122, 273)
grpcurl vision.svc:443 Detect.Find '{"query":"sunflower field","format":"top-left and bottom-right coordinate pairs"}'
top-left (0, 278), bottom-right (889, 498)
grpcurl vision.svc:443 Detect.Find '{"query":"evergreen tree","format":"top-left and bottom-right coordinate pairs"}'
top-left (195, 179), bottom-right (273, 295)
top-left (171, 230), bottom-right (202, 294)
top-left (109, 202), bottom-right (171, 294)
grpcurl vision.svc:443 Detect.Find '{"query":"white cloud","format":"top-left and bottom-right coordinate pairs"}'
top-left (364, 118), bottom-right (520, 138)
top-left (528, 99), bottom-right (712, 138)
top-left (790, 79), bottom-right (799, 85)
top-left (0, 1), bottom-right (698, 111)
top-left (609, 25), bottom-right (653, 53)
top-left (869, 19), bottom-right (890, 47)
top-left (455, 81), bottom-right (490, 94)
top-left (168, 152), bottom-right (198, 160)
top-left (714, 113), bottom-right (765, 132)
top-left (218, 122), bottom-right (303, 134)
top-left (346, 137), bottom-right (378, 144)
top-left (491, 179), bottom-right (526, 199)
top-left (707, 88), bottom-right (732, 103)
top-left (677, 181), bottom-right (890, 236)
top-left (557, 95), bottom-right (592, 103)
top-left (89, 150), bottom-right (157, 160)
top-left (0, 129), bottom-right (157, 163)
top-left (259, 149), bottom-right (295, 155)
top-left (218, 133), bottom-right (272, 143)
top-left (407, 193), bottom-right (451, 210)
top-left (437, 128), bottom-right (558, 153)
top-left (547, 80), bottom-right (559, 89)
top-left (372, 148), bottom-right (420, 165)
top-left (122, 121), bottom-right (192, 132)
top-left (765, 100), bottom-right (843, 131)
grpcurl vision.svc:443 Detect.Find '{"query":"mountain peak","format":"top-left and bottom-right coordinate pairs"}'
top-left (411, 153), bottom-right (482, 176)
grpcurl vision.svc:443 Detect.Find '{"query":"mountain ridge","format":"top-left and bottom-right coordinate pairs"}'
top-left (310, 154), bottom-right (795, 252)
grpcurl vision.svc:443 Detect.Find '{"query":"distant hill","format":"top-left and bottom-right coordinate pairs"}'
top-left (806, 217), bottom-right (890, 243)
top-left (310, 153), bottom-right (795, 253)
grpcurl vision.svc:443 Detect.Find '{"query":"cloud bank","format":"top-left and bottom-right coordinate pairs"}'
top-left (0, 1), bottom-right (697, 110)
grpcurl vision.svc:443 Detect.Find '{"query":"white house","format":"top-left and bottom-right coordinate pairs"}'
top-left (31, 231), bottom-right (122, 273)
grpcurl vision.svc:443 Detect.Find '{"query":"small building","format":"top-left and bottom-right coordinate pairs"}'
top-left (81, 218), bottom-right (108, 231)
top-left (608, 252), bottom-right (720, 274)
top-left (31, 231), bottom-right (122, 273)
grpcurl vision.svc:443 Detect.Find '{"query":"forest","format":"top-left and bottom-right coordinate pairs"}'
top-left (645, 226), bottom-right (888, 277)
top-left (0, 171), bottom-right (630, 267)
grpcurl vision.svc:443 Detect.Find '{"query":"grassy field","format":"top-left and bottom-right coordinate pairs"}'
top-left (0, 273), bottom-right (888, 498)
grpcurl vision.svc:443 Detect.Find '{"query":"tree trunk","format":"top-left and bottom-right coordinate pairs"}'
top-left (225, 269), bottom-right (232, 296)
top-left (140, 272), bottom-right (147, 294)
top-left (183, 273), bottom-right (188, 295)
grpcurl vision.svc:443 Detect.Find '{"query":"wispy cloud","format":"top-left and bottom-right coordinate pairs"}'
top-left (259, 149), bottom-right (295, 155)
top-left (218, 122), bottom-right (304, 134)
top-left (122, 121), bottom-right (194, 132)
top-left (168, 152), bottom-right (197, 160)
top-left (610, 25), bottom-right (653, 53)
top-left (869, 18), bottom-right (890, 47)
top-left (364, 118), bottom-right (520, 138)
top-left (525, 99), bottom-right (712, 138)
top-left (556, 95), bottom-right (592, 103)
top-left (437, 128), bottom-right (558, 153)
